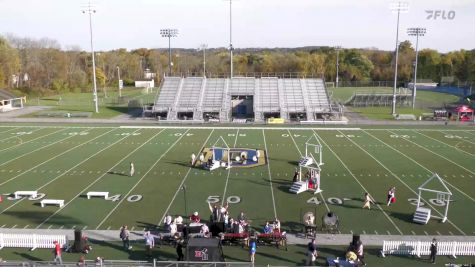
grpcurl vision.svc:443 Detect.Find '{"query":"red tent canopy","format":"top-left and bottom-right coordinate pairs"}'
top-left (455, 105), bottom-right (474, 113)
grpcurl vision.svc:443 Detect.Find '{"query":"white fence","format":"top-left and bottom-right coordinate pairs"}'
top-left (382, 240), bottom-right (475, 258)
top-left (0, 233), bottom-right (67, 250)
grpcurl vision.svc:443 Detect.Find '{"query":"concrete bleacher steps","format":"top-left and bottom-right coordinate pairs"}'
top-left (154, 77), bottom-right (334, 122)
top-left (289, 181), bottom-right (308, 194)
top-left (413, 207), bottom-right (431, 224)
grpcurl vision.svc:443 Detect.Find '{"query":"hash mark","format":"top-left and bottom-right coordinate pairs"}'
top-left (436, 231), bottom-right (441, 235)
top-left (386, 231), bottom-right (391, 235)
top-left (12, 225), bottom-right (17, 229)
top-left (411, 231), bottom-right (416, 235)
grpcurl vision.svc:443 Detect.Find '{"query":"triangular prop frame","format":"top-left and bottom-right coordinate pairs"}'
top-left (416, 173), bottom-right (452, 223)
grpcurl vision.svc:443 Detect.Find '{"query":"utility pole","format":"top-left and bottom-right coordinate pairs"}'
top-left (82, 1), bottom-right (99, 113)
top-left (389, 2), bottom-right (409, 115)
top-left (407, 27), bottom-right (426, 109)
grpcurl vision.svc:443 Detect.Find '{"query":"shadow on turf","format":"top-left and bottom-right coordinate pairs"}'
top-left (107, 171), bottom-right (129, 176)
top-left (13, 252), bottom-right (43, 261)
top-left (3, 210), bottom-right (83, 226)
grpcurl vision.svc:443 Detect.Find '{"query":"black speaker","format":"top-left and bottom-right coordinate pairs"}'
top-left (188, 225), bottom-right (201, 234)
top-left (210, 222), bottom-right (225, 237)
top-left (73, 230), bottom-right (85, 252)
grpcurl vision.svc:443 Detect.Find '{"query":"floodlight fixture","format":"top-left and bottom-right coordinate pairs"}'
top-left (198, 44), bottom-right (208, 77)
top-left (81, 1), bottom-right (99, 113)
top-left (389, 1), bottom-right (409, 115)
top-left (407, 27), bottom-right (427, 109)
top-left (334, 46), bottom-right (342, 88)
top-left (160, 28), bottom-right (179, 76)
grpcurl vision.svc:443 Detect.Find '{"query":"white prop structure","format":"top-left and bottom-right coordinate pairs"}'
top-left (290, 134), bottom-right (324, 194)
top-left (209, 136), bottom-right (231, 171)
top-left (413, 173), bottom-right (452, 224)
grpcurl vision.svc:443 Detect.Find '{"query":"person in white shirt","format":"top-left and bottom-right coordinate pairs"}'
top-left (129, 162), bottom-right (135, 177)
top-left (144, 231), bottom-right (155, 258)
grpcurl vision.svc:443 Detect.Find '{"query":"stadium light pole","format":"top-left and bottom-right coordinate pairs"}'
top-left (160, 29), bottom-right (179, 76)
top-left (199, 44), bottom-right (208, 77)
top-left (223, 0), bottom-right (234, 78)
top-left (407, 27), bottom-right (426, 109)
top-left (82, 1), bottom-right (99, 113)
top-left (117, 66), bottom-right (122, 97)
top-left (335, 46), bottom-right (341, 88)
top-left (389, 1), bottom-right (409, 115)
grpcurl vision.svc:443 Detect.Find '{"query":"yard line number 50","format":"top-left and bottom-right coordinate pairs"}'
top-left (207, 195), bottom-right (241, 204)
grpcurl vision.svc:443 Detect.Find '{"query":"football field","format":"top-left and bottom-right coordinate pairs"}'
top-left (0, 125), bottom-right (474, 237)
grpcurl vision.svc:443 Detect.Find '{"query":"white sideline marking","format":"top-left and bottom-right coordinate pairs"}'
top-left (388, 130), bottom-right (475, 176)
top-left (0, 127), bottom-right (45, 146)
top-left (120, 125), bottom-right (361, 131)
top-left (0, 128), bottom-right (117, 188)
top-left (347, 130), bottom-right (466, 235)
top-left (221, 129), bottom-right (239, 205)
top-left (417, 131), bottom-right (475, 157)
top-left (158, 129), bottom-right (216, 226)
top-left (0, 128), bottom-right (77, 163)
top-left (0, 129), bottom-right (119, 216)
top-left (38, 129), bottom-right (162, 228)
top-left (262, 129), bottom-right (277, 219)
top-left (96, 129), bottom-right (190, 229)
top-left (315, 131), bottom-right (404, 235)
top-left (364, 130), bottom-right (475, 203)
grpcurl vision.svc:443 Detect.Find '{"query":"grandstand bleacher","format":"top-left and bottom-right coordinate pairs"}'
top-left (152, 77), bottom-right (338, 122)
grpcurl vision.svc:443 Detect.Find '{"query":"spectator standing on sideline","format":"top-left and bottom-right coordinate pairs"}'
top-left (175, 235), bottom-right (184, 261)
top-left (356, 241), bottom-right (366, 266)
top-left (129, 162), bottom-right (135, 177)
top-left (387, 187), bottom-right (396, 206)
top-left (305, 239), bottom-right (318, 266)
top-left (144, 231), bottom-right (155, 258)
top-left (53, 240), bottom-right (62, 264)
top-left (362, 192), bottom-right (374, 209)
top-left (120, 225), bottom-right (131, 250)
top-left (430, 238), bottom-right (438, 264)
top-left (249, 238), bottom-right (257, 263)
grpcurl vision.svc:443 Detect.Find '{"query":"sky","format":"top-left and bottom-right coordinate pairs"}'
top-left (0, 0), bottom-right (474, 52)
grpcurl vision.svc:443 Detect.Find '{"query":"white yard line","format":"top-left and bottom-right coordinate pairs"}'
top-left (0, 127), bottom-right (45, 145)
top-left (0, 128), bottom-right (117, 187)
top-left (262, 129), bottom-right (277, 219)
top-left (0, 128), bottom-right (138, 216)
top-left (221, 129), bottom-right (240, 205)
top-left (0, 127), bottom-right (21, 134)
top-left (314, 132), bottom-right (404, 235)
top-left (364, 130), bottom-right (475, 203)
top-left (0, 128), bottom-right (68, 153)
top-left (439, 130), bottom-right (475, 146)
top-left (341, 130), bottom-right (466, 235)
top-left (415, 131), bottom-right (475, 157)
top-left (37, 129), bottom-right (165, 228)
top-left (387, 130), bottom-right (475, 176)
top-left (0, 128), bottom-right (92, 167)
top-left (289, 129), bottom-right (330, 212)
top-left (96, 129), bottom-right (191, 229)
top-left (158, 129), bottom-right (216, 226)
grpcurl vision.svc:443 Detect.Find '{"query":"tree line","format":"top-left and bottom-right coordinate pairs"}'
top-left (0, 34), bottom-right (474, 96)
